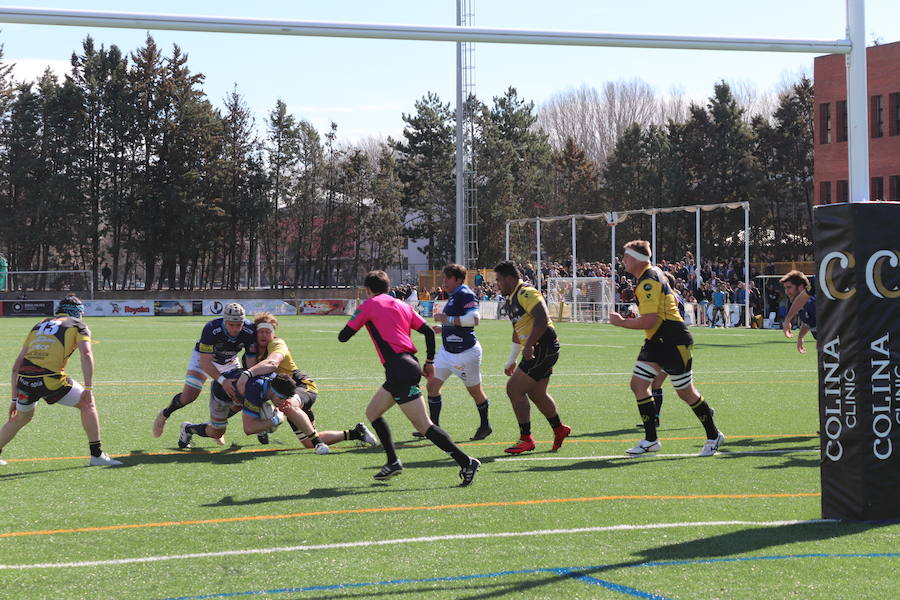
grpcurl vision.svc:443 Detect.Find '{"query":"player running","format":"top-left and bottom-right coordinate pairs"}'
top-left (493, 261), bottom-right (571, 454)
top-left (151, 303), bottom-right (256, 442)
top-left (338, 270), bottom-right (480, 486)
top-left (609, 240), bottom-right (724, 457)
top-left (414, 264), bottom-right (492, 441)
top-left (780, 270), bottom-right (816, 354)
top-left (1, 295), bottom-right (121, 466)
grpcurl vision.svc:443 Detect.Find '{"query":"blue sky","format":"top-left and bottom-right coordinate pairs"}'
top-left (1, 1), bottom-right (898, 142)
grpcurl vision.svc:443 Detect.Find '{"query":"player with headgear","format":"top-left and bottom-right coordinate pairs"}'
top-left (1, 295), bottom-right (122, 466)
top-left (151, 303), bottom-right (256, 444)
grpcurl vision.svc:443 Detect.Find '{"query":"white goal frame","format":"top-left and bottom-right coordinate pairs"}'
top-left (0, 1), bottom-right (871, 262)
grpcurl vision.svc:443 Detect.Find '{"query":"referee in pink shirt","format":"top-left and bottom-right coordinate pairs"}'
top-left (339, 271), bottom-right (481, 486)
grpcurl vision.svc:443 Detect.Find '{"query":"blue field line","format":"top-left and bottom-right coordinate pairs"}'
top-left (159, 566), bottom-right (670, 600)
top-left (159, 551), bottom-right (900, 600)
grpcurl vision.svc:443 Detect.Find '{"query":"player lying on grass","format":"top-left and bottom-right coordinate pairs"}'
top-left (230, 312), bottom-right (376, 449)
top-left (2, 295), bottom-right (120, 466)
top-left (609, 240), bottom-right (724, 457)
top-left (152, 303), bottom-right (256, 443)
top-left (338, 270), bottom-right (480, 486)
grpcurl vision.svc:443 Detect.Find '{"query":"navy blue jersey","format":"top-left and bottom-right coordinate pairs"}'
top-left (799, 294), bottom-right (816, 339)
top-left (194, 318), bottom-right (257, 364)
top-left (240, 373), bottom-right (277, 417)
top-left (441, 284), bottom-right (479, 353)
top-left (674, 290), bottom-right (686, 320)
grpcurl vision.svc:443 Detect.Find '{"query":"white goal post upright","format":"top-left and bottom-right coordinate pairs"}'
top-left (506, 201), bottom-right (751, 325)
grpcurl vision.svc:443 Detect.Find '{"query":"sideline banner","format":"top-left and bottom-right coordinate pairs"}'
top-left (154, 300), bottom-right (202, 316)
top-left (815, 202), bottom-right (900, 520)
top-left (297, 299), bottom-right (353, 316)
top-left (81, 300), bottom-right (153, 316)
top-left (203, 299), bottom-right (296, 316)
top-left (1, 300), bottom-right (53, 317)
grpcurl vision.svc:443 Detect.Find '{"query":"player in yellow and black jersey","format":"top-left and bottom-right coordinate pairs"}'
top-left (1, 296), bottom-right (121, 466)
top-left (609, 240), bottom-right (724, 457)
top-left (494, 261), bottom-right (571, 455)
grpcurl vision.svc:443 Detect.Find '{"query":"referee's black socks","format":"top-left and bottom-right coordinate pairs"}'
top-left (371, 417), bottom-right (399, 464)
top-left (689, 396), bottom-right (718, 439)
top-left (637, 396), bottom-right (658, 442)
top-left (427, 395), bottom-right (442, 427)
top-left (424, 425), bottom-right (469, 468)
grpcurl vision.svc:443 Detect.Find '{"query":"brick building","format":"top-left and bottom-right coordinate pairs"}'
top-left (814, 40), bottom-right (900, 204)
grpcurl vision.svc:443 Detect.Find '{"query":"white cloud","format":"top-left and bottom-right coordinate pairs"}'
top-left (6, 58), bottom-right (72, 84)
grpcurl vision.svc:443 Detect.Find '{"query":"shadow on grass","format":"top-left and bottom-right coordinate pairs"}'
top-left (201, 483), bottom-right (440, 507)
top-left (453, 521), bottom-right (890, 600)
top-left (0, 465), bottom-right (87, 480)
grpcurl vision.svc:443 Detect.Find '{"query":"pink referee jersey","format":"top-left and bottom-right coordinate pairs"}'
top-left (345, 294), bottom-right (426, 364)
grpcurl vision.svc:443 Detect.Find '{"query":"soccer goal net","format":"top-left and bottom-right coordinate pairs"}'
top-left (546, 277), bottom-right (615, 323)
top-left (1, 270), bottom-right (94, 298)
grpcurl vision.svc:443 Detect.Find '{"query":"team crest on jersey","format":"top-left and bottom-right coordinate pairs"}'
top-left (643, 283), bottom-right (652, 291)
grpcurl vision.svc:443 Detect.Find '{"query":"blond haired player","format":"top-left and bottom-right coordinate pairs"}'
top-left (609, 240), bottom-right (724, 457)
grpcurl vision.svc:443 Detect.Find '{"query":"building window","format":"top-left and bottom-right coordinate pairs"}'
top-left (872, 95), bottom-right (884, 138)
top-left (871, 176), bottom-right (884, 201)
top-left (820, 181), bottom-right (832, 205)
top-left (836, 100), bottom-right (848, 142)
top-left (891, 93), bottom-right (900, 136)
top-left (890, 176), bottom-right (900, 201)
top-left (819, 103), bottom-right (831, 144)
top-left (837, 180), bottom-right (849, 203)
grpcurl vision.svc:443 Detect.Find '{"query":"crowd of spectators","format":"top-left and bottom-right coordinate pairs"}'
top-left (395, 253), bottom-right (797, 328)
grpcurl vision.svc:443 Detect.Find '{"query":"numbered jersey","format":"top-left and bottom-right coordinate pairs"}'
top-left (504, 281), bottom-right (557, 347)
top-left (18, 315), bottom-right (91, 376)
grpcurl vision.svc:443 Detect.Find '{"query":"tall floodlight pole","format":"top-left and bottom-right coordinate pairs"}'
top-left (846, 0), bottom-right (868, 203)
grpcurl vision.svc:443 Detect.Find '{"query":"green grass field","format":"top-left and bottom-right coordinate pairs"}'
top-left (0, 315), bottom-right (895, 599)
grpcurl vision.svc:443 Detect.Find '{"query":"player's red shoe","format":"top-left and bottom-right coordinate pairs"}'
top-left (551, 424), bottom-right (572, 452)
top-left (504, 435), bottom-right (536, 454)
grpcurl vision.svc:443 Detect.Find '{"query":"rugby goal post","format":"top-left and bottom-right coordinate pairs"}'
top-left (1, 270), bottom-right (94, 299)
top-left (546, 276), bottom-right (614, 323)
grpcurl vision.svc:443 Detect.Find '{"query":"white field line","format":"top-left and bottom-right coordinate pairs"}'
top-left (502, 449), bottom-right (820, 462)
top-left (0, 368), bottom-right (817, 387)
top-left (0, 519), bottom-right (833, 570)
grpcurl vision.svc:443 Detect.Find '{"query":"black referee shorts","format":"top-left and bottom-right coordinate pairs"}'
top-left (382, 353), bottom-right (424, 405)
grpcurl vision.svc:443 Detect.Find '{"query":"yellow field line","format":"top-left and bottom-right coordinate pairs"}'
top-left (1, 433), bottom-right (817, 463)
top-left (0, 492), bottom-right (820, 539)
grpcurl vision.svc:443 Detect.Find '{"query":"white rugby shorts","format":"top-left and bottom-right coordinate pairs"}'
top-left (433, 342), bottom-right (483, 387)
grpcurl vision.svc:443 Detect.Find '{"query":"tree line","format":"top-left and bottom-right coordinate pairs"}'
top-left (0, 35), bottom-right (813, 290)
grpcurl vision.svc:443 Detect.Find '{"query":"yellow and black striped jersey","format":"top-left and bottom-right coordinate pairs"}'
top-left (505, 281), bottom-right (556, 345)
top-left (635, 265), bottom-right (690, 341)
top-left (18, 315), bottom-right (91, 376)
top-left (258, 337), bottom-right (318, 394)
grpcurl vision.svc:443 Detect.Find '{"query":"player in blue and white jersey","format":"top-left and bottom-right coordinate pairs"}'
top-left (418, 264), bottom-right (492, 441)
top-left (151, 303), bottom-right (257, 441)
top-left (781, 270), bottom-right (816, 354)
